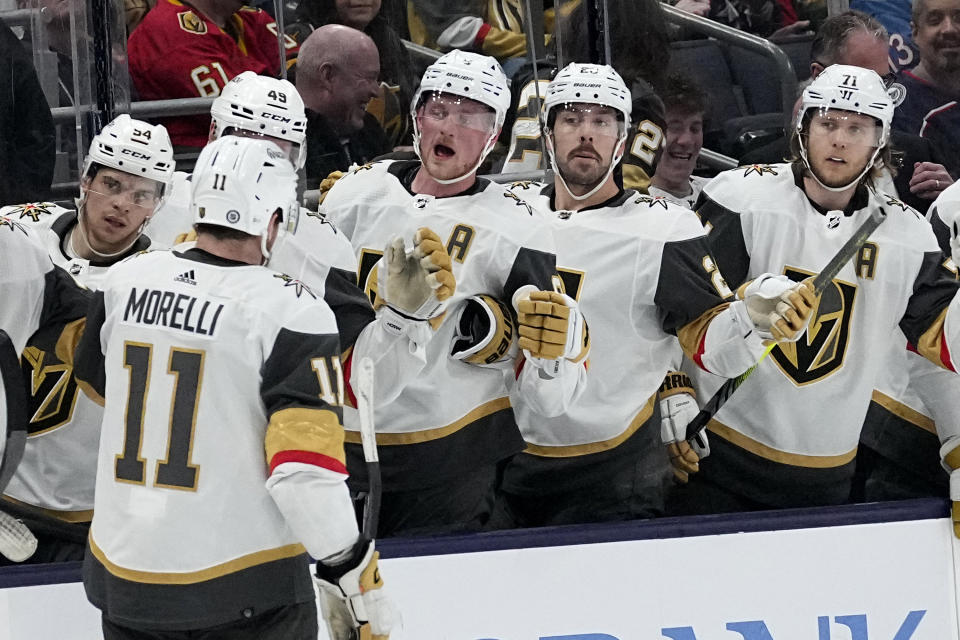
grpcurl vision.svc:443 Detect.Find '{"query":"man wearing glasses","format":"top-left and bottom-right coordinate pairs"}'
top-left (0, 115), bottom-right (175, 564)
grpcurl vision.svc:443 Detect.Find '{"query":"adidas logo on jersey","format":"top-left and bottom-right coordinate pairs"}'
top-left (175, 269), bottom-right (197, 285)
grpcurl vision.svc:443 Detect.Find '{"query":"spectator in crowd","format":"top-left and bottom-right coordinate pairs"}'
top-left (0, 18), bottom-right (55, 206)
top-left (742, 10), bottom-right (954, 215)
top-left (128, 0), bottom-right (299, 151)
top-left (286, 0), bottom-right (417, 146)
top-left (649, 72), bottom-right (710, 209)
top-left (407, 0), bottom-right (579, 77)
top-left (295, 24), bottom-right (390, 190)
top-left (893, 0), bottom-right (960, 170)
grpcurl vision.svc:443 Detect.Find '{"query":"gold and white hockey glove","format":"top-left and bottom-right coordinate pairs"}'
top-left (516, 291), bottom-right (589, 376)
top-left (940, 437), bottom-right (960, 539)
top-left (451, 294), bottom-right (517, 366)
top-left (379, 227), bottom-right (455, 321)
top-left (659, 371), bottom-right (708, 483)
top-left (315, 538), bottom-right (396, 640)
top-left (738, 274), bottom-right (815, 343)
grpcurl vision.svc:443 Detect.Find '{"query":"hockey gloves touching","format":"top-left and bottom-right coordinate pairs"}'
top-left (380, 227), bottom-right (456, 321)
top-left (739, 275), bottom-right (816, 342)
top-left (516, 291), bottom-right (589, 376)
top-left (315, 538), bottom-right (396, 640)
top-left (451, 294), bottom-right (517, 365)
top-left (940, 437), bottom-right (960, 539)
top-left (659, 371), bottom-right (708, 483)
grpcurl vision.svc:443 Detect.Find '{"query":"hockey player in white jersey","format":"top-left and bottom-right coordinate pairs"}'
top-left (496, 63), bottom-right (816, 526)
top-left (0, 115), bottom-right (174, 562)
top-left (148, 70), bottom-right (308, 247)
top-left (322, 49), bottom-right (591, 536)
top-left (682, 65), bottom-right (960, 515)
top-left (73, 137), bottom-right (395, 639)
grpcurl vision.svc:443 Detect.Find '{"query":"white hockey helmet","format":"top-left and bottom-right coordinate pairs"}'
top-left (542, 62), bottom-right (632, 129)
top-left (413, 50), bottom-right (511, 130)
top-left (797, 64), bottom-right (894, 147)
top-left (542, 63), bottom-right (633, 203)
top-left (796, 64), bottom-right (895, 192)
top-left (210, 71), bottom-right (308, 170)
top-left (411, 50), bottom-right (510, 185)
top-left (83, 114), bottom-right (175, 197)
top-left (191, 137), bottom-right (298, 260)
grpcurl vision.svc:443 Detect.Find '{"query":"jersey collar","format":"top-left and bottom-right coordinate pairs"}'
top-left (543, 183), bottom-right (635, 213)
top-left (389, 160), bottom-right (491, 198)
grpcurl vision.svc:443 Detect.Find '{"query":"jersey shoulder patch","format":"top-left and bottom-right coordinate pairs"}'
top-left (176, 10), bottom-right (207, 34)
top-left (273, 272), bottom-right (317, 299)
top-left (1, 202), bottom-right (63, 223)
top-left (741, 163), bottom-right (781, 177)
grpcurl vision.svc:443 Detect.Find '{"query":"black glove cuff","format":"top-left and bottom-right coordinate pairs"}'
top-left (315, 536), bottom-right (372, 581)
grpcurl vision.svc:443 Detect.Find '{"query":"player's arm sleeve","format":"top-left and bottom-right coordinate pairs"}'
top-left (503, 245), bottom-right (558, 309)
top-left (621, 86), bottom-right (667, 193)
top-left (262, 320), bottom-right (360, 561)
top-left (901, 251), bottom-right (960, 372)
top-left (73, 290), bottom-right (107, 406)
top-left (409, 0), bottom-right (527, 57)
top-left (656, 233), bottom-right (768, 377)
top-left (695, 193), bottom-right (752, 288)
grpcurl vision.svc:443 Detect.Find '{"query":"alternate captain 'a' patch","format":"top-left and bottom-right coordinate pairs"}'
top-left (742, 164), bottom-right (779, 177)
top-left (633, 195), bottom-right (670, 209)
top-left (771, 266), bottom-right (857, 386)
top-left (177, 10), bottom-right (207, 34)
top-left (274, 273), bottom-right (317, 299)
top-left (9, 202), bottom-right (57, 222)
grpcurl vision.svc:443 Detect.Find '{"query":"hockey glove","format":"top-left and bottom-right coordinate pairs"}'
top-left (739, 274), bottom-right (815, 342)
top-left (659, 371), bottom-right (708, 483)
top-left (379, 227), bottom-right (455, 320)
top-left (451, 294), bottom-right (517, 365)
top-left (517, 291), bottom-right (589, 362)
top-left (315, 538), bottom-right (396, 640)
top-left (318, 170), bottom-right (345, 205)
top-left (941, 437), bottom-right (960, 539)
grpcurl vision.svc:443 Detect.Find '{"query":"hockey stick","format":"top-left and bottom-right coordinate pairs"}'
top-left (685, 206), bottom-right (889, 445)
top-left (354, 357), bottom-right (380, 540)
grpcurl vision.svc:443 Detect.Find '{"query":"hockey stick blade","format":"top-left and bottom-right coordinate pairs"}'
top-left (684, 206), bottom-right (888, 444)
top-left (355, 357), bottom-right (381, 540)
top-left (0, 509), bottom-right (37, 562)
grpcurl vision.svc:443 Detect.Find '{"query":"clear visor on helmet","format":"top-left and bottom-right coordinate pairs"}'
top-left (550, 103), bottom-right (626, 139)
top-left (416, 93), bottom-right (498, 133)
top-left (804, 108), bottom-right (884, 148)
top-left (222, 127), bottom-right (301, 167)
top-left (83, 167), bottom-right (165, 211)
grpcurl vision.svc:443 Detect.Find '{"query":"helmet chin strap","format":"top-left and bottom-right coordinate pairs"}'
top-left (798, 135), bottom-right (882, 193)
top-left (72, 195), bottom-right (149, 260)
top-left (547, 130), bottom-right (627, 204)
top-left (411, 120), bottom-right (498, 186)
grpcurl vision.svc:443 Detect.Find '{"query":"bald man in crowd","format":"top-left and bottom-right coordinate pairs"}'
top-left (296, 24), bottom-right (392, 190)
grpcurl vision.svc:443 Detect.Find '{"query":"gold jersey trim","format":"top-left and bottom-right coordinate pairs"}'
top-left (2, 496), bottom-right (92, 523)
top-left (77, 378), bottom-right (105, 407)
top-left (677, 303), bottom-right (730, 361)
top-left (707, 419), bottom-right (857, 468)
top-left (870, 390), bottom-right (936, 434)
top-left (523, 394), bottom-right (656, 458)
top-left (914, 307), bottom-right (952, 372)
top-left (54, 318), bottom-right (86, 366)
top-left (89, 535), bottom-right (306, 585)
top-left (343, 397), bottom-right (511, 446)
top-left (265, 407), bottom-right (346, 466)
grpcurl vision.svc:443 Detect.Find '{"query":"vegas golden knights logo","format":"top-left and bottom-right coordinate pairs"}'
top-left (21, 347), bottom-right (80, 435)
top-left (177, 10), bottom-right (207, 34)
top-left (770, 267), bottom-right (857, 385)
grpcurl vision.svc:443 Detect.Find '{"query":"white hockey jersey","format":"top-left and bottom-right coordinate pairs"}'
top-left (0, 203), bottom-right (157, 517)
top-left (648, 175), bottom-right (710, 210)
top-left (695, 162), bottom-right (960, 507)
top-left (503, 184), bottom-right (741, 494)
top-left (74, 248), bottom-right (351, 629)
top-left (322, 160), bottom-right (558, 489)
